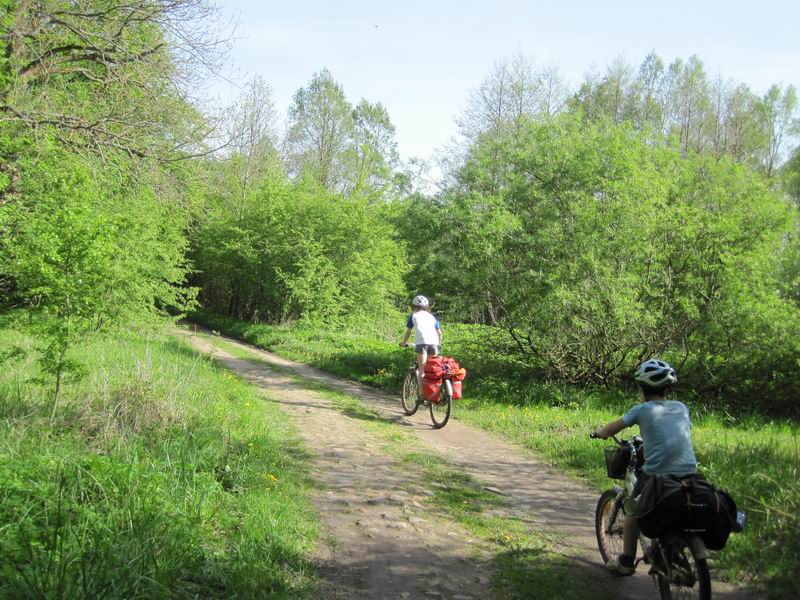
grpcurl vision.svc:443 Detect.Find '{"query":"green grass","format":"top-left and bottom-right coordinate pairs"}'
top-left (193, 311), bottom-right (800, 599)
top-left (0, 323), bottom-right (320, 599)
top-left (204, 336), bottom-right (613, 600)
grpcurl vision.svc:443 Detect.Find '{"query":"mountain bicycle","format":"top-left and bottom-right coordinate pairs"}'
top-left (400, 358), bottom-right (452, 429)
top-left (591, 433), bottom-right (716, 600)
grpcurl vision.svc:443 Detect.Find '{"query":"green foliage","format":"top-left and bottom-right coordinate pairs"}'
top-left (567, 52), bottom-right (796, 174)
top-left (1, 145), bottom-right (195, 405)
top-left (0, 326), bottom-right (319, 598)
top-left (286, 69), bottom-right (400, 194)
top-left (396, 114), bottom-right (800, 412)
top-left (1, 0), bottom-right (214, 159)
top-left (190, 175), bottom-right (408, 325)
top-left (0, 0), bottom-right (13, 93)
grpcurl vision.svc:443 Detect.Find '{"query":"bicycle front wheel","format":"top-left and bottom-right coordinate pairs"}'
top-left (656, 535), bottom-right (711, 600)
top-left (595, 489), bottom-right (625, 564)
top-left (429, 379), bottom-right (452, 428)
top-left (401, 368), bottom-right (420, 415)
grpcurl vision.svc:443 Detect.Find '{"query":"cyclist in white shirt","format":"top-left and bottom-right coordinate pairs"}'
top-left (399, 295), bottom-right (442, 371)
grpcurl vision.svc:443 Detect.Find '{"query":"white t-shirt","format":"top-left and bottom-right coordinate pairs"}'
top-left (407, 311), bottom-right (440, 345)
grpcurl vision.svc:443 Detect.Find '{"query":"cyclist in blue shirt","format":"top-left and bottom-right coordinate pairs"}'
top-left (399, 295), bottom-right (442, 371)
top-left (593, 359), bottom-right (698, 575)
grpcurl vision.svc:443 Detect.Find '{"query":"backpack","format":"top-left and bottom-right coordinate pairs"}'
top-left (634, 473), bottom-right (737, 550)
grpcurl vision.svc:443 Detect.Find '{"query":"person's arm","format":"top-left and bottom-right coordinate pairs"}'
top-left (593, 418), bottom-right (627, 440)
top-left (435, 319), bottom-right (442, 344)
top-left (400, 328), bottom-right (412, 346)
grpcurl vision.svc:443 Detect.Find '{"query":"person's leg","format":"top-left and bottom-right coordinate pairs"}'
top-left (415, 348), bottom-right (427, 395)
top-left (623, 514), bottom-right (640, 558)
top-left (607, 512), bottom-right (640, 575)
top-left (416, 349), bottom-right (428, 371)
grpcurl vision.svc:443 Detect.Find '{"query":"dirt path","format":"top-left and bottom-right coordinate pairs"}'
top-left (181, 329), bottom-right (757, 600)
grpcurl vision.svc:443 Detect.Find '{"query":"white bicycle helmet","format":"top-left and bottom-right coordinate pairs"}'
top-left (634, 359), bottom-right (677, 388)
top-left (412, 295), bottom-right (430, 308)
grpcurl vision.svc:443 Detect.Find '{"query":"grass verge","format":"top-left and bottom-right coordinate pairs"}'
top-left (0, 324), bottom-right (320, 599)
top-left (192, 311), bottom-right (800, 599)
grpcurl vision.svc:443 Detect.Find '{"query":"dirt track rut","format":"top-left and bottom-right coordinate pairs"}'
top-left (181, 329), bottom-right (757, 600)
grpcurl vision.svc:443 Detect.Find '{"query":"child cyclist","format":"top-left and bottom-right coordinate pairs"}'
top-left (399, 295), bottom-right (442, 371)
top-left (592, 359), bottom-right (698, 575)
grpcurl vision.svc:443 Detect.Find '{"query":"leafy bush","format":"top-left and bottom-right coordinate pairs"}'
top-left (393, 115), bottom-right (800, 414)
top-left (189, 177), bottom-right (408, 325)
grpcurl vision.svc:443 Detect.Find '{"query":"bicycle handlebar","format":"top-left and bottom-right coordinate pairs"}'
top-left (589, 431), bottom-right (624, 445)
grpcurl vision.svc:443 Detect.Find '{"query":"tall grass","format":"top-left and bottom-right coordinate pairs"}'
top-left (193, 311), bottom-right (799, 599)
top-left (0, 324), bottom-right (319, 599)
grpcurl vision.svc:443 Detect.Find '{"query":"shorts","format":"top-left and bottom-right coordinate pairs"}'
top-left (415, 344), bottom-right (439, 355)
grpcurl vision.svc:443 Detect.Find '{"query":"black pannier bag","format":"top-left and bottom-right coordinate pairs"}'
top-left (633, 473), bottom-right (737, 550)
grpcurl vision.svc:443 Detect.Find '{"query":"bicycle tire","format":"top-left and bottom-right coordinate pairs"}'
top-left (656, 535), bottom-right (711, 600)
top-left (429, 379), bottom-right (452, 428)
top-left (401, 368), bottom-right (420, 415)
top-left (595, 489), bottom-right (625, 564)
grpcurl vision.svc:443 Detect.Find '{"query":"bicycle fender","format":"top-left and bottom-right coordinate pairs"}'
top-left (684, 534), bottom-right (710, 561)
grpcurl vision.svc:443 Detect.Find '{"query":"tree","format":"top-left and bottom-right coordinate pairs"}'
top-left (631, 51), bottom-right (666, 131)
top-left (759, 84), bottom-right (798, 176)
top-left (349, 99), bottom-right (399, 195)
top-left (0, 0), bottom-right (226, 161)
top-left (415, 114), bottom-right (799, 410)
top-left (286, 69), bottom-right (353, 190)
top-left (666, 55), bottom-right (711, 154)
top-left (457, 52), bottom-right (565, 141)
top-left (189, 176), bottom-right (408, 324)
top-left (0, 0), bottom-right (224, 408)
top-left (0, 145), bottom-right (194, 413)
top-left (219, 75), bottom-right (281, 219)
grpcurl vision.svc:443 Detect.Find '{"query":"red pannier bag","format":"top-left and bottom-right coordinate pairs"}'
top-left (440, 357), bottom-right (459, 376)
top-left (450, 367), bottom-right (467, 399)
top-left (421, 377), bottom-right (441, 402)
top-left (422, 356), bottom-right (444, 379)
top-left (421, 357), bottom-right (444, 402)
top-left (440, 358), bottom-right (467, 399)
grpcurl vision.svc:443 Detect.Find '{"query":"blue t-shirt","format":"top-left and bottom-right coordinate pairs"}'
top-left (623, 400), bottom-right (697, 476)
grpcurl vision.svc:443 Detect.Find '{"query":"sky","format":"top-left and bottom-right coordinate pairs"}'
top-left (210, 0), bottom-right (800, 162)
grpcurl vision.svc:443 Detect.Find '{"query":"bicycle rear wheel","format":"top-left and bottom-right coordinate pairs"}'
top-left (656, 535), bottom-right (711, 600)
top-left (401, 368), bottom-right (420, 415)
top-left (429, 379), bottom-right (452, 428)
top-left (595, 489), bottom-right (625, 564)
